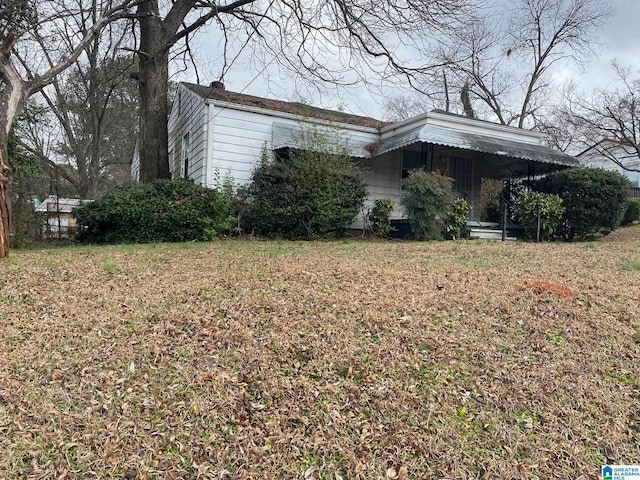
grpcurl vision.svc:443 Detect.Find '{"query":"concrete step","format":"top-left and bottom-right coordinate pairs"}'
top-left (468, 228), bottom-right (517, 241)
top-left (465, 221), bottom-right (500, 229)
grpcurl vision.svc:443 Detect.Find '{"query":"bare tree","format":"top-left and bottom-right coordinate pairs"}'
top-left (383, 70), bottom-right (455, 121)
top-left (131, 0), bottom-right (478, 182)
top-left (438, 0), bottom-right (608, 128)
top-left (19, 37), bottom-right (137, 200)
top-left (565, 64), bottom-right (640, 173)
top-left (0, 0), bottom-right (137, 257)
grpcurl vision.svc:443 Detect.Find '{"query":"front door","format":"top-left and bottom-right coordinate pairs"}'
top-left (449, 155), bottom-right (473, 198)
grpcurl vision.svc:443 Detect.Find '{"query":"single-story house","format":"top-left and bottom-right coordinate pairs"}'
top-left (132, 81), bottom-right (579, 229)
top-left (34, 196), bottom-right (89, 239)
top-left (577, 140), bottom-right (640, 198)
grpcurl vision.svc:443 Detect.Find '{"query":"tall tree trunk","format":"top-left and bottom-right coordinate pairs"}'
top-left (1, 35), bottom-right (26, 258)
top-left (0, 131), bottom-right (11, 258)
top-left (137, 0), bottom-right (170, 182)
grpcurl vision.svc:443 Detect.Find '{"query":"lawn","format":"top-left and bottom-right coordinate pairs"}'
top-left (1, 229), bottom-right (639, 479)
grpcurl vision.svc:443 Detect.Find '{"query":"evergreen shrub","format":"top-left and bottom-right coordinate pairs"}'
top-left (241, 129), bottom-right (367, 239)
top-left (400, 169), bottom-right (457, 240)
top-left (74, 179), bottom-right (233, 243)
top-left (534, 167), bottom-right (630, 240)
top-left (622, 198), bottom-right (640, 225)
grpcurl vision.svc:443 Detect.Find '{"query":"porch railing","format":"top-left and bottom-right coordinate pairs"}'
top-left (630, 187), bottom-right (640, 199)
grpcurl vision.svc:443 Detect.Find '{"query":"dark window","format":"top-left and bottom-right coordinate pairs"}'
top-left (182, 133), bottom-right (190, 178)
top-left (450, 155), bottom-right (473, 196)
top-left (402, 150), bottom-right (422, 179)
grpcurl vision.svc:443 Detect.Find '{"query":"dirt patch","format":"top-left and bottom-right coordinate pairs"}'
top-left (0, 240), bottom-right (638, 479)
top-left (518, 280), bottom-right (577, 299)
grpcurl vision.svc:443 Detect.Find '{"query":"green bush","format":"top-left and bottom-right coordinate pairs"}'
top-left (622, 198), bottom-right (640, 226)
top-left (534, 167), bottom-right (631, 240)
top-left (443, 197), bottom-right (471, 240)
top-left (241, 129), bottom-right (367, 239)
top-left (74, 179), bottom-right (233, 244)
top-left (368, 199), bottom-right (396, 237)
top-left (400, 170), bottom-right (456, 240)
top-left (515, 191), bottom-right (565, 241)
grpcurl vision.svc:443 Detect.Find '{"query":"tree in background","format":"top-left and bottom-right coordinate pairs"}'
top-left (386, 0), bottom-right (608, 128)
top-left (19, 54), bottom-right (138, 199)
top-left (0, 0), bottom-right (137, 257)
top-left (16, 6), bottom-right (139, 200)
top-left (563, 63), bottom-right (640, 174)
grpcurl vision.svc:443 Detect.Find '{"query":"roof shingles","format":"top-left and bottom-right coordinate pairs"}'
top-left (182, 82), bottom-right (388, 129)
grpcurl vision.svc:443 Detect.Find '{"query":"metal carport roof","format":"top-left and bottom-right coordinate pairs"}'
top-left (376, 123), bottom-right (578, 167)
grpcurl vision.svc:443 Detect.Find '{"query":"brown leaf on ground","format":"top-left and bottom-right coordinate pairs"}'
top-left (0, 239), bottom-right (638, 479)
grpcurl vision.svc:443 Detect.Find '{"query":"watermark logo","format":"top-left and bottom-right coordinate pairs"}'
top-left (602, 465), bottom-right (640, 480)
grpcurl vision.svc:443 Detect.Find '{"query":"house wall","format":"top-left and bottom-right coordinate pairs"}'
top-left (205, 104), bottom-right (379, 188)
top-left (131, 142), bottom-right (140, 182)
top-left (168, 86), bottom-right (209, 186)
top-left (352, 151), bottom-right (404, 229)
top-left (581, 157), bottom-right (640, 187)
top-left (206, 105), bottom-right (275, 187)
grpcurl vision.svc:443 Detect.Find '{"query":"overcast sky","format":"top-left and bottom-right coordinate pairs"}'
top-left (177, 0), bottom-right (640, 120)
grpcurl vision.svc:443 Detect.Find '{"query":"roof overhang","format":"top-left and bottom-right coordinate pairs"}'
top-left (272, 122), bottom-right (373, 158)
top-left (376, 123), bottom-right (578, 168)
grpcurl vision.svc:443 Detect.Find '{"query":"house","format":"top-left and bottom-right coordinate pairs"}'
top-left (577, 140), bottom-right (640, 198)
top-left (132, 81), bottom-right (579, 229)
top-left (34, 196), bottom-right (89, 239)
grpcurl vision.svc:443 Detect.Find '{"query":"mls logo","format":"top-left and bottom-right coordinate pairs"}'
top-left (603, 466), bottom-right (613, 480)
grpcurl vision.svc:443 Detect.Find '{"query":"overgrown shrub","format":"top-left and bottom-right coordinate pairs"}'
top-left (367, 199), bottom-right (396, 237)
top-left (480, 178), bottom-right (502, 223)
top-left (515, 191), bottom-right (565, 241)
top-left (400, 170), bottom-right (456, 240)
top-left (442, 197), bottom-right (471, 240)
top-left (622, 198), bottom-right (640, 225)
top-left (74, 179), bottom-right (233, 244)
top-left (241, 129), bottom-right (367, 239)
top-left (534, 167), bottom-right (630, 240)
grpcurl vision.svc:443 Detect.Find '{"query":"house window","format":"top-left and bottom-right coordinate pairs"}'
top-left (449, 155), bottom-right (473, 197)
top-left (402, 150), bottom-right (423, 180)
top-left (181, 133), bottom-right (190, 178)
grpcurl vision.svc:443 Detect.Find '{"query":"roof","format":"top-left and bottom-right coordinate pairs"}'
top-left (376, 123), bottom-right (578, 167)
top-left (182, 82), bottom-right (388, 129)
top-left (35, 196), bottom-right (90, 214)
top-left (181, 82), bottom-right (578, 167)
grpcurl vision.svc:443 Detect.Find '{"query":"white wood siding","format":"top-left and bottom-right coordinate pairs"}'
top-left (168, 85), bottom-right (208, 186)
top-left (205, 105), bottom-right (379, 188)
top-left (354, 151), bottom-right (404, 229)
top-left (130, 141), bottom-right (140, 182)
top-left (206, 106), bottom-right (276, 187)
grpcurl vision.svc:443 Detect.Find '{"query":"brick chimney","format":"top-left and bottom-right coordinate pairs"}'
top-left (210, 81), bottom-right (225, 90)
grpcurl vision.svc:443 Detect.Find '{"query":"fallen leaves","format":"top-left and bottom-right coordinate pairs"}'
top-left (0, 239), bottom-right (638, 478)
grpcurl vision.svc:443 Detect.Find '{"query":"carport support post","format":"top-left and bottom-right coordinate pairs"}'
top-left (536, 205), bottom-right (541, 243)
top-left (501, 198), bottom-right (507, 242)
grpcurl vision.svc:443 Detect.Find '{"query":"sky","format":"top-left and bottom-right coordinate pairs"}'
top-left (175, 0), bottom-right (640, 121)
top-left (551, 0), bottom-right (640, 91)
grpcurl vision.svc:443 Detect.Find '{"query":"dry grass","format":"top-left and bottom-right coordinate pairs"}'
top-left (1, 237), bottom-right (639, 479)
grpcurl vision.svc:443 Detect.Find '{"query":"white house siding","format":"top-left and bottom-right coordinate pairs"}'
top-left (582, 158), bottom-right (640, 187)
top-left (130, 141), bottom-right (140, 182)
top-left (354, 151), bottom-right (404, 229)
top-left (168, 86), bottom-right (208, 186)
top-left (205, 104), bottom-right (379, 189)
top-left (205, 106), bottom-right (273, 187)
